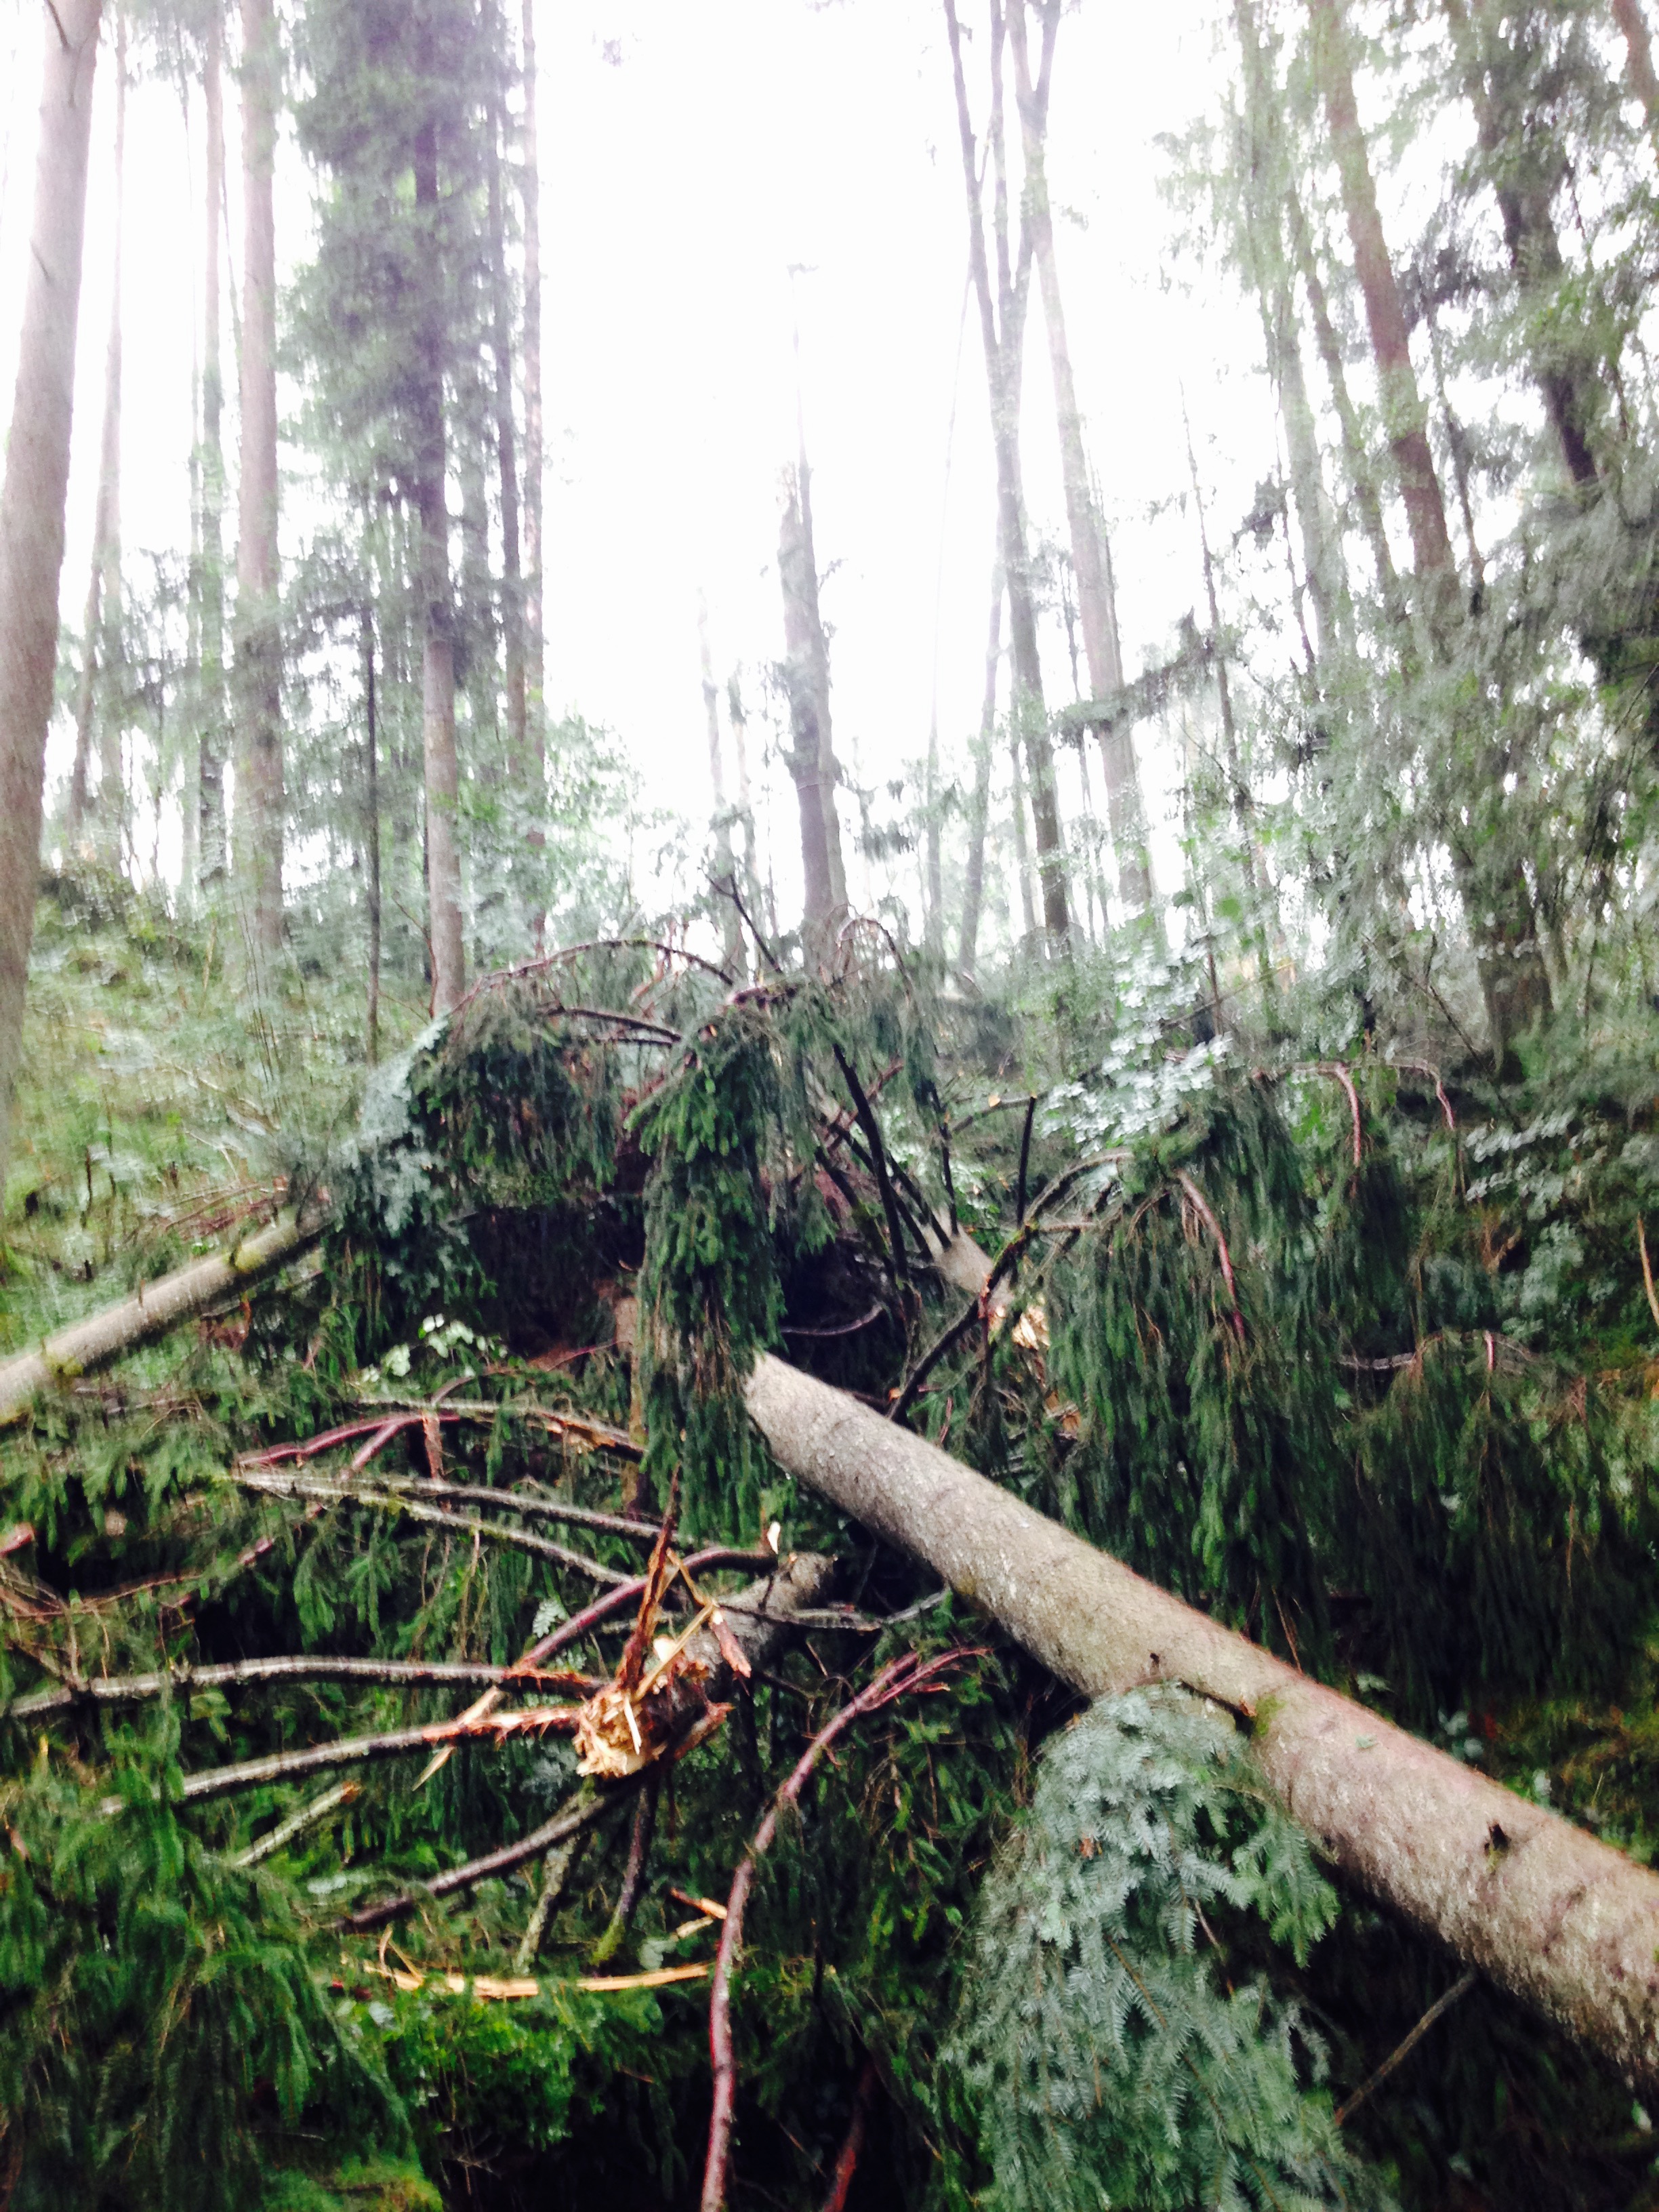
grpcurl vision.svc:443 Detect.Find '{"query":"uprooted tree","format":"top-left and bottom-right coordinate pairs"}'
top-left (6, 932), bottom-right (1659, 2208)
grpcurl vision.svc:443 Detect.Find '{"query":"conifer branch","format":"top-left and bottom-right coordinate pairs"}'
top-left (701, 1647), bottom-right (972, 2212)
top-left (8, 1652), bottom-right (601, 1721)
top-left (177, 1700), bottom-right (586, 1802)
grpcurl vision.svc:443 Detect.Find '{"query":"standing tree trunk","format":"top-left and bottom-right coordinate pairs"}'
top-left (1613, 0), bottom-right (1659, 138)
top-left (0, 0), bottom-right (104, 1202)
top-left (698, 596), bottom-right (743, 975)
top-left (1443, 0), bottom-right (1603, 489)
top-left (1307, 0), bottom-right (1454, 582)
top-left (1007, 0), bottom-right (1152, 918)
top-left (519, 0), bottom-right (546, 939)
top-left (486, 86), bottom-right (526, 789)
top-left (198, 0), bottom-right (228, 887)
top-left (1232, 0), bottom-right (1349, 659)
top-left (942, 0), bottom-right (1069, 951)
top-left (777, 468), bottom-right (843, 948)
top-left (1286, 181), bottom-right (1399, 601)
top-left (413, 91), bottom-right (464, 1015)
top-left (235, 0), bottom-right (283, 954)
top-left (363, 594), bottom-right (380, 1065)
top-left (69, 6), bottom-right (125, 855)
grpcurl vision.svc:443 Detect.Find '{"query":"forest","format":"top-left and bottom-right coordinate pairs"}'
top-left (9, 0), bottom-right (1659, 2205)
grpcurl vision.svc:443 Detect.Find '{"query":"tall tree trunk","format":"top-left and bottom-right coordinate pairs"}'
top-left (1307, 0), bottom-right (1454, 581)
top-left (1232, 0), bottom-right (1349, 659)
top-left (363, 596), bottom-right (380, 1066)
top-left (520, 0), bottom-right (546, 922)
top-left (1286, 181), bottom-right (1398, 600)
top-left (924, 710), bottom-right (944, 960)
top-left (726, 673), bottom-right (760, 920)
top-left (413, 93), bottom-right (464, 1015)
top-left (235, 0), bottom-right (283, 954)
top-left (698, 594), bottom-right (742, 974)
top-left (69, 8), bottom-right (124, 855)
top-left (942, 0), bottom-right (1070, 952)
top-left (486, 87), bottom-right (526, 787)
top-left (0, 0), bottom-right (104, 1201)
top-left (1613, 0), bottom-right (1659, 139)
top-left (777, 468), bottom-right (841, 948)
top-left (1444, 0), bottom-right (1603, 489)
top-left (198, 1), bottom-right (227, 887)
top-left (1007, 0), bottom-right (1152, 918)
top-left (958, 566), bottom-right (1000, 981)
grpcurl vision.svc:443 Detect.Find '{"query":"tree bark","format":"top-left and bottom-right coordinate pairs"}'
top-left (487, 84), bottom-right (527, 788)
top-left (0, 0), bottom-right (104, 1203)
top-left (68, 6), bottom-right (124, 853)
top-left (743, 1348), bottom-right (1659, 2095)
top-left (198, 1), bottom-right (228, 887)
top-left (942, 0), bottom-right (1070, 952)
top-left (1233, 0), bottom-right (1349, 659)
top-left (0, 1206), bottom-right (321, 1426)
top-left (778, 464), bottom-right (846, 948)
top-left (1613, 0), bottom-right (1659, 138)
top-left (699, 594), bottom-right (743, 973)
top-left (958, 562), bottom-right (1002, 979)
top-left (235, 0), bottom-right (283, 953)
top-left (363, 596), bottom-right (380, 1064)
top-left (1007, 0), bottom-right (1151, 917)
top-left (1443, 0), bottom-right (1603, 489)
top-left (1286, 180), bottom-right (1398, 601)
top-left (1307, 0), bottom-right (1454, 581)
top-left (413, 89), bottom-right (465, 1014)
top-left (520, 0), bottom-right (544, 800)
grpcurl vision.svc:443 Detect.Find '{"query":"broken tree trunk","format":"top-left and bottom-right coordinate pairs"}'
top-left (743, 1349), bottom-right (1659, 2091)
top-left (0, 1208), bottom-right (323, 1427)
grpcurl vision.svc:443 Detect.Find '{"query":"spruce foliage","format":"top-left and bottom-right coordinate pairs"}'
top-left (952, 1685), bottom-right (1391, 2212)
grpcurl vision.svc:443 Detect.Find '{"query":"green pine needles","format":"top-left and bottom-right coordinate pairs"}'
top-left (951, 1685), bottom-right (1393, 2212)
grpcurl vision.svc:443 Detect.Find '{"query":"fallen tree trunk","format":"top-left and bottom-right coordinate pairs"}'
top-left (0, 1206), bottom-right (323, 1425)
top-left (745, 1350), bottom-right (1659, 2091)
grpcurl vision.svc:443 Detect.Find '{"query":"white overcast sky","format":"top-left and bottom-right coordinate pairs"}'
top-left (0, 0), bottom-right (1296, 926)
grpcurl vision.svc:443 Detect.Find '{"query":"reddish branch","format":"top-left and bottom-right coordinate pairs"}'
top-left (1389, 1057), bottom-right (1457, 1136)
top-left (1315, 1061), bottom-right (1364, 1168)
top-left (821, 2060), bottom-right (879, 2212)
top-left (701, 1647), bottom-right (972, 2212)
top-left (1172, 1171), bottom-right (1246, 1343)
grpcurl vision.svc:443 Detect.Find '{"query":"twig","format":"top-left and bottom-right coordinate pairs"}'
top-left (7, 1652), bottom-right (600, 1721)
top-left (1015, 1094), bottom-right (1037, 1223)
top-left (712, 873), bottom-right (784, 976)
top-left (340, 1777), bottom-right (639, 1933)
top-left (228, 1472), bottom-right (636, 1585)
top-left (781, 1303), bottom-right (884, 1342)
top-left (1172, 1171), bottom-right (1246, 1343)
top-left (236, 1780), bottom-right (360, 1868)
top-left (1389, 1057), bottom-right (1456, 1136)
top-left (176, 1700), bottom-right (586, 1803)
top-left (701, 1648), bottom-right (974, 2212)
top-left (833, 1045), bottom-right (913, 1295)
top-left (1334, 1969), bottom-right (1478, 2127)
top-left (310, 1472), bottom-right (659, 1542)
top-left (591, 1772), bottom-right (661, 1964)
top-left (821, 2060), bottom-right (879, 2212)
top-left (888, 1222), bottom-right (1038, 1424)
top-left (1313, 1062), bottom-right (1364, 1169)
top-left (340, 1395), bottom-right (642, 1460)
top-left (1639, 1217), bottom-right (1659, 1338)
top-left (512, 1824), bottom-right (602, 1973)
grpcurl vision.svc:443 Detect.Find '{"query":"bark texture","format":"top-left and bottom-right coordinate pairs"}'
top-left (778, 464), bottom-right (846, 948)
top-left (69, 5), bottom-right (125, 851)
top-left (1007, 0), bottom-right (1151, 916)
top-left (198, 0), bottom-right (228, 886)
top-left (1307, 0), bottom-right (1454, 580)
top-left (236, 0), bottom-right (284, 951)
top-left (942, 0), bottom-right (1069, 950)
top-left (413, 90), bottom-right (465, 1012)
top-left (0, 1208), bottom-right (321, 1427)
top-left (0, 0), bottom-right (104, 1204)
top-left (744, 1350), bottom-right (1659, 2092)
